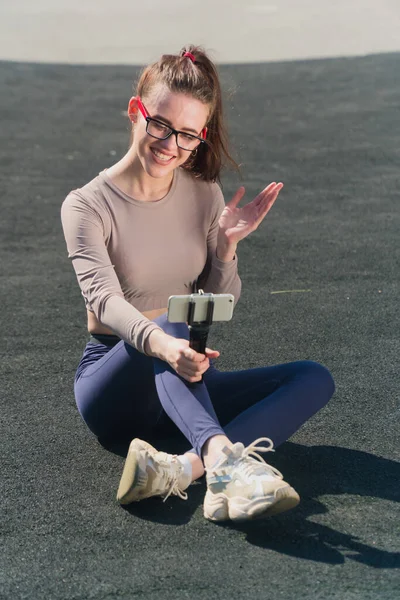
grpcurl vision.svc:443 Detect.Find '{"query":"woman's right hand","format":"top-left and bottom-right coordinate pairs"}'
top-left (164, 337), bottom-right (220, 383)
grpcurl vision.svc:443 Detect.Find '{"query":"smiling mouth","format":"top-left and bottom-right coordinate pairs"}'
top-left (150, 148), bottom-right (175, 162)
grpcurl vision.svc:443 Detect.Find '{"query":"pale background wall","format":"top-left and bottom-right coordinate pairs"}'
top-left (0, 0), bottom-right (400, 64)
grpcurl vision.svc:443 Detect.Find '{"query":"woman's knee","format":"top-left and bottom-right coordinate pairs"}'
top-left (75, 388), bottom-right (143, 442)
top-left (300, 360), bottom-right (335, 404)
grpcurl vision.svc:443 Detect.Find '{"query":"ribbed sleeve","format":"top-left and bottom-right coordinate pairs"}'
top-left (60, 192), bottom-right (163, 355)
top-left (196, 186), bottom-right (242, 307)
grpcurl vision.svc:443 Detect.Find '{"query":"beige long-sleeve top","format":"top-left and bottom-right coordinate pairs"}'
top-left (61, 167), bottom-right (242, 355)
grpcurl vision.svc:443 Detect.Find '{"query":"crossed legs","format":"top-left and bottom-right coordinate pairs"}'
top-left (151, 314), bottom-right (335, 480)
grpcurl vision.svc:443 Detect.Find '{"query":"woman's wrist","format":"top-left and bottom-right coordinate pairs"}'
top-left (216, 239), bottom-right (237, 262)
top-left (144, 329), bottom-right (171, 360)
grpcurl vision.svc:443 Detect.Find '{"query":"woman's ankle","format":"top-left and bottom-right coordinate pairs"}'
top-left (182, 451), bottom-right (205, 481)
top-left (202, 435), bottom-right (233, 470)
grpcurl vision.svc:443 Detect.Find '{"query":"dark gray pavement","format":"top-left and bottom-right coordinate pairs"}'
top-left (1, 53), bottom-right (399, 599)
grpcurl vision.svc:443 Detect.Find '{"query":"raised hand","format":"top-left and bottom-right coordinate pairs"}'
top-left (217, 182), bottom-right (284, 247)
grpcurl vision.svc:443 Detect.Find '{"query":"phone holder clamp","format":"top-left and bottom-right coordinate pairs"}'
top-left (187, 289), bottom-right (215, 356)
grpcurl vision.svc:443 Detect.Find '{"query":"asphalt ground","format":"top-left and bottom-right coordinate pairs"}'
top-left (1, 52), bottom-right (399, 600)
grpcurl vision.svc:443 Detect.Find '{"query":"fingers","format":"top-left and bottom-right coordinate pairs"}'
top-left (185, 348), bottom-right (218, 362)
top-left (255, 182), bottom-right (283, 222)
top-left (255, 182), bottom-right (283, 205)
top-left (178, 346), bottom-right (219, 381)
top-left (206, 348), bottom-right (220, 357)
top-left (264, 182), bottom-right (283, 209)
top-left (179, 349), bottom-right (210, 381)
top-left (184, 348), bottom-right (204, 362)
top-left (229, 186), bottom-right (246, 208)
top-left (184, 374), bottom-right (203, 383)
top-left (182, 350), bottom-right (206, 368)
top-left (180, 361), bottom-right (209, 382)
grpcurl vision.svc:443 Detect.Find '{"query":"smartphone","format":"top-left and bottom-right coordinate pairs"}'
top-left (167, 292), bottom-right (234, 323)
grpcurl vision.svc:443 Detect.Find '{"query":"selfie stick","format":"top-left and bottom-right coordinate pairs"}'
top-left (187, 290), bottom-right (215, 383)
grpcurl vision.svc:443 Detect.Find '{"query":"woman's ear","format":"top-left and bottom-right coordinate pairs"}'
top-left (128, 96), bottom-right (139, 122)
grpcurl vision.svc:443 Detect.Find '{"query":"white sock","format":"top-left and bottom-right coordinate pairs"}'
top-left (177, 455), bottom-right (192, 489)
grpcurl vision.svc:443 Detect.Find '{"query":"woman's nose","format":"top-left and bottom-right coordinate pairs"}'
top-left (159, 132), bottom-right (179, 153)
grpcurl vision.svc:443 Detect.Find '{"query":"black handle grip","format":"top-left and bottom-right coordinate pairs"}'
top-left (188, 324), bottom-right (210, 384)
top-left (189, 324), bottom-right (209, 355)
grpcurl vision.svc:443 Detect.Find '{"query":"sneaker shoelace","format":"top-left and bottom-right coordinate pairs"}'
top-left (238, 437), bottom-right (283, 480)
top-left (206, 437), bottom-right (283, 481)
top-left (156, 456), bottom-right (189, 502)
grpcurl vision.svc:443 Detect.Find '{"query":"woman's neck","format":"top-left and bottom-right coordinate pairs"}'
top-left (106, 153), bottom-right (174, 202)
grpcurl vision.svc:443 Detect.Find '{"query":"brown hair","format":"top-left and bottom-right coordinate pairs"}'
top-left (132, 45), bottom-right (240, 183)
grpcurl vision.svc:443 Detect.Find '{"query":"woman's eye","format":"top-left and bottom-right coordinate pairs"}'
top-left (181, 134), bottom-right (194, 142)
top-left (154, 122), bottom-right (169, 133)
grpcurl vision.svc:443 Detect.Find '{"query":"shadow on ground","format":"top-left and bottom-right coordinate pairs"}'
top-left (102, 437), bottom-right (400, 568)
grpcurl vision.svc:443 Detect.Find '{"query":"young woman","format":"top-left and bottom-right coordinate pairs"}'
top-left (61, 45), bottom-right (335, 523)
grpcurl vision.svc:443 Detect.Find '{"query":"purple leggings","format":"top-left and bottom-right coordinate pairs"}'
top-left (74, 314), bottom-right (335, 457)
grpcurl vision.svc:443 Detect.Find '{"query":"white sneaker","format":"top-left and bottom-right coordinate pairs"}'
top-left (117, 438), bottom-right (191, 505)
top-left (204, 437), bottom-right (300, 522)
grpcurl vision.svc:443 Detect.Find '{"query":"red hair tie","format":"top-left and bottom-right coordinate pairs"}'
top-left (183, 52), bottom-right (196, 63)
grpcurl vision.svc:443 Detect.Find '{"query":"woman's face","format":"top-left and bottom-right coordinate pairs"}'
top-left (130, 85), bottom-right (209, 180)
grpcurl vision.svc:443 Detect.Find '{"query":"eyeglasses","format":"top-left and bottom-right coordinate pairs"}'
top-left (136, 97), bottom-right (207, 152)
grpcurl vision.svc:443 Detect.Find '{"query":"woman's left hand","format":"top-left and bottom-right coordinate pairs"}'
top-left (217, 182), bottom-right (284, 246)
